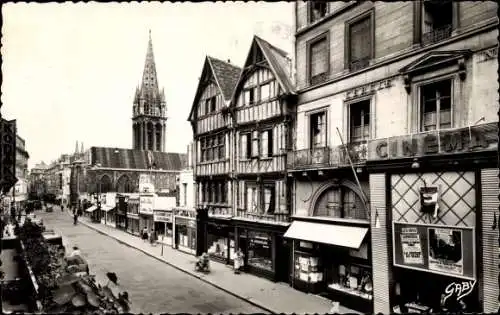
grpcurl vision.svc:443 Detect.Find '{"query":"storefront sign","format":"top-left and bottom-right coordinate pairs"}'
top-left (345, 78), bottom-right (393, 100)
top-left (368, 123), bottom-right (497, 160)
top-left (139, 195), bottom-right (154, 215)
top-left (428, 228), bottom-right (463, 276)
top-left (443, 280), bottom-right (476, 303)
top-left (400, 227), bottom-right (423, 264)
top-left (153, 211), bottom-right (172, 222)
top-left (392, 222), bottom-right (475, 280)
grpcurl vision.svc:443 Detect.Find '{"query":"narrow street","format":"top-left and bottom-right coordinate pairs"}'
top-left (35, 210), bottom-right (264, 314)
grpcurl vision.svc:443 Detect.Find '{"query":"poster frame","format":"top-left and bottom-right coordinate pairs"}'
top-left (392, 221), bottom-right (476, 281)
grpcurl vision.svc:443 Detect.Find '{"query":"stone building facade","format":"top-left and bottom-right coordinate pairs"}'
top-left (287, 1), bottom-right (498, 313)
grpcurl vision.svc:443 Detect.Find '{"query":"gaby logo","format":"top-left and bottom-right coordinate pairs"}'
top-left (443, 280), bottom-right (476, 303)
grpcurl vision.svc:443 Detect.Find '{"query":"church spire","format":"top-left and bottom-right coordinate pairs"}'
top-left (141, 29), bottom-right (159, 94)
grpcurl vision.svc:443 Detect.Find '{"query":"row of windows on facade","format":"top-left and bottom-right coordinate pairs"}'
top-left (309, 79), bottom-right (452, 150)
top-left (199, 75), bottom-right (278, 117)
top-left (199, 128), bottom-right (286, 163)
top-left (308, 1), bottom-right (453, 84)
top-left (200, 78), bottom-right (451, 156)
top-left (199, 180), bottom-right (367, 220)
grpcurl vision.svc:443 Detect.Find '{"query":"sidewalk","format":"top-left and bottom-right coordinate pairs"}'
top-left (71, 211), bottom-right (360, 314)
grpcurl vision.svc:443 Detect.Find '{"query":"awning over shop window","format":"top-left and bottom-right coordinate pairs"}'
top-left (85, 206), bottom-right (97, 213)
top-left (101, 205), bottom-right (115, 212)
top-left (284, 221), bottom-right (368, 249)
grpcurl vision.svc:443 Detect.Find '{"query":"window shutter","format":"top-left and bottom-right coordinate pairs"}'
top-left (350, 17), bottom-right (371, 62)
top-left (310, 39), bottom-right (328, 78)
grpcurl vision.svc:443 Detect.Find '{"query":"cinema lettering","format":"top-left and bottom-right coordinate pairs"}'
top-left (367, 123), bottom-right (497, 160)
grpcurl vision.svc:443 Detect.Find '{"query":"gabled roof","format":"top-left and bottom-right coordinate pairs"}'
top-left (229, 35), bottom-right (295, 105)
top-left (188, 56), bottom-right (242, 122)
top-left (399, 50), bottom-right (472, 74)
top-left (90, 147), bottom-right (186, 171)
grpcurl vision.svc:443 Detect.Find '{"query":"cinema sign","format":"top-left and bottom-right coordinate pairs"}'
top-left (367, 122), bottom-right (498, 160)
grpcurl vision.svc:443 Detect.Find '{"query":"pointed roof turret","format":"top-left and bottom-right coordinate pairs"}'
top-left (75, 141), bottom-right (79, 154)
top-left (140, 30), bottom-right (160, 95)
top-left (80, 142), bottom-right (84, 154)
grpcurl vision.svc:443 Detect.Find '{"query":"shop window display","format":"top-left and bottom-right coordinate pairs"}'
top-left (294, 254), bottom-right (323, 283)
top-left (248, 231), bottom-right (272, 271)
top-left (177, 225), bottom-right (196, 254)
top-left (327, 263), bottom-right (373, 300)
top-left (207, 235), bottom-right (230, 260)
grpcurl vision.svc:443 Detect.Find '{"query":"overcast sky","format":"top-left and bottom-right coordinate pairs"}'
top-left (2, 2), bottom-right (294, 169)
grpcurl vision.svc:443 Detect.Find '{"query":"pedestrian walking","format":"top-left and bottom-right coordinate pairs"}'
top-left (61, 204), bottom-right (64, 212)
top-left (142, 227), bottom-right (148, 242)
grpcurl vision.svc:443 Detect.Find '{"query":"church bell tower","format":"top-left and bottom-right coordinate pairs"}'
top-left (132, 30), bottom-right (167, 152)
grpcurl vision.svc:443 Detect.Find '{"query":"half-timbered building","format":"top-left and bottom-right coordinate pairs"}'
top-left (188, 56), bottom-right (241, 260)
top-left (230, 36), bottom-right (296, 281)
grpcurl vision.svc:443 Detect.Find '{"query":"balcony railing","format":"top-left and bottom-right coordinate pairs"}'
top-left (349, 57), bottom-right (371, 72)
top-left (422, 24), bottom-right (452, 46)
top-left (236, 209), bottom-right (290, 223)
top-left (366, 122), bottom-right (498, 160)
top-left (287, 141), bottom-right (368, 170)
top-left (207, 205), bottom-right (232, 217)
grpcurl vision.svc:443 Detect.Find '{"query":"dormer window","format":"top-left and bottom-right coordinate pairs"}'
top-left (309, 2), bottom-right (327, 24)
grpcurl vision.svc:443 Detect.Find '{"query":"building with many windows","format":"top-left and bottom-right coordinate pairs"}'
top-left (285, 1), bottom-right (498, 314)
top-left (189, 36), bottom-right (297, 280)
top-left (5, 134), bottom-right (30, 210)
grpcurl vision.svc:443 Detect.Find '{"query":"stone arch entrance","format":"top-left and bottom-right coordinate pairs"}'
top-left (308, 179), bottom-right (370, 220)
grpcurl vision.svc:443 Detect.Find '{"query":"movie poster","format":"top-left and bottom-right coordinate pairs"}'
top-left (428, 228), bottom-right (463, 276)
top-left (400, 227), bottom-right (423, 264)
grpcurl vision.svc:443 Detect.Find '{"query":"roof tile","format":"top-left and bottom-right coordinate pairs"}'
top-left (208, 56), bottom-right (242, 102)
top-left (91, 147), bottom-right (186, 171)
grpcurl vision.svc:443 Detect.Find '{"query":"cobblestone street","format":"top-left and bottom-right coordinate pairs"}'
top-left (36, 210), bottom-right (264, 314)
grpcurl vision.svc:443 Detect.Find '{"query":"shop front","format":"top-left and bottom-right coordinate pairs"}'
top-left (126, 197), bottom-right (140, 236)
top-left (366, 122), bottom-right (499, 314)
top-left (173, 209), bottom-right (197, 255)
top-left (285, 218), bottom-right (373, 313)
top-left (139, 194), bottom-right (154, 231)
top-left (153, 210), bottom-right (173, 246)
top-left (205, 218), bottom-right (234, 264)
top-left (285, 175), bottom-right (374, 313)
top-left (391, 223), bottom-right (478, 313)
top-left (233, 220), bottom-right (290, 283)
top-left (115, 195), bottom-right (128, 231)
top-left (100, 205), bottom-right (116, 227)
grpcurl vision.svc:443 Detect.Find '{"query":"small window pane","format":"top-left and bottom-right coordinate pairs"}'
top-left (260, 83), bottom-right (270, 101)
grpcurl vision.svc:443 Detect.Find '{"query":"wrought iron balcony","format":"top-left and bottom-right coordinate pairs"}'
top-left (287, 142), bottom-right (368, 170)
top-left (422, 24), bottom-right (452, 46)
top-left (207, 205), bottom-right (233, 217)
top-left (236, 209), bottom-right (290, 223)
top-left (349, 57), bottom-right (371, 72)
